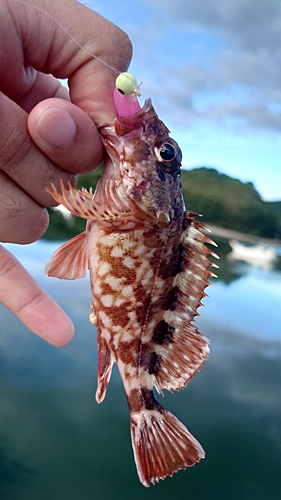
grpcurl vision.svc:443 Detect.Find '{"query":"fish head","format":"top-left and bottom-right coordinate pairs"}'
top-left (99, 99), bottom-right (183, 227)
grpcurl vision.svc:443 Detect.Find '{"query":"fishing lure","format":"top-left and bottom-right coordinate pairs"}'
top-left (113, 72), bottom-right (141, 116)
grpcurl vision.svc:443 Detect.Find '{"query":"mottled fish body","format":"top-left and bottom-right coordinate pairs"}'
top-left (45, 99), bottom-right (217, 487)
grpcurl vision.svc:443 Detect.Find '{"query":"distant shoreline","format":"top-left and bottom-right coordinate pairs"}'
top-left (205, 223), bottom-right (281, 246)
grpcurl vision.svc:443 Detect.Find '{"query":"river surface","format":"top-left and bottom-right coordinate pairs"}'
top-left (0, 238), bottom-right (280, 500)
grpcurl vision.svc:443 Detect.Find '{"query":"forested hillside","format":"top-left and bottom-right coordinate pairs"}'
top-left (43, 166), bottom-right (281, 240)
top-left (181, 168), bottom-right (281, 238)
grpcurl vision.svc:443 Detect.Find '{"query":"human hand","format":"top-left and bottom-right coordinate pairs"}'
top-left (0, 0), bottom-right (132, 345)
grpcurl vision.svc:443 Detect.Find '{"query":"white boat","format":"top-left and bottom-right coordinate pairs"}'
top-left (228, 239), bottom-right (277, 268)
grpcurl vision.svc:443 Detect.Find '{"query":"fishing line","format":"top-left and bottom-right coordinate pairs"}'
top-left (10, 0), bottom-right (142, 115)
top-left (11, 0), bottom-right (122, 75)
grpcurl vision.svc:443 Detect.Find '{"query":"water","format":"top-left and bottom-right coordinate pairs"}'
top-left (0, 238), bottom-right (280, 499)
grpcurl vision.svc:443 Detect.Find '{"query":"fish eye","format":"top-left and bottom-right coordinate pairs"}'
top-left (154, 137), bottom-right (182, 173)
top-left (159, 143), bottom-right (176, 161)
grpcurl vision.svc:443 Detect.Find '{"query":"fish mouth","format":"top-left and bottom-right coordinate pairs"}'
top-left (98, 99), bottom-right (152, 135)
top-left (98, 99), bottom-right (172, 228)
top-left (113, 99), bottom-right (153, 136)
top-left (98, 102), bottom-right (153, 162)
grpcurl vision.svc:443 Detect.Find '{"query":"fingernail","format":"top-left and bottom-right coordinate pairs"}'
top-left (36, 108), bottom-right (77, 148)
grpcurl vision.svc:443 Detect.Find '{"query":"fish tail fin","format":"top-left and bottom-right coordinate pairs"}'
top-left (130, 401), bottom-right (205, 487)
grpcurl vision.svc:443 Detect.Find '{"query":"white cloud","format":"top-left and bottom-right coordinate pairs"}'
top-left (138, 0), bottom-right (281, 131)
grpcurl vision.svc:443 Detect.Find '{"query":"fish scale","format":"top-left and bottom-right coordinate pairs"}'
top-left (45, 98), bottom-right (218, 487)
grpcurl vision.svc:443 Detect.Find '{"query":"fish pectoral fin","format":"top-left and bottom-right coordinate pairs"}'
top-left (130, 403), bottom-right (205, 487)
top-left (45, 231), bottom-right (88, 280)
top-left (96, 336), bottom-right (115, 404)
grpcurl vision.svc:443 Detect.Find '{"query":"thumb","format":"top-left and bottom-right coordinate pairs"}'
top-left (28, 97), bottom-right (104, 174)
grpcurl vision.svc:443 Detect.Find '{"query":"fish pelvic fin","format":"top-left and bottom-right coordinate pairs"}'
top-left (130, 401), bottom-right (205, 487)
top-left (46, 181), bottom-right (95, 219)
top-left (45, 231), bottom-right (88, 279)
top-left (46, 181), bottom-right (105, 220)
top-left (96, 336), bottom-right (115, 403)
top-left (46, 180), bottom-right (158, 228)
top-left (46, 180), bottom-right (134, 224)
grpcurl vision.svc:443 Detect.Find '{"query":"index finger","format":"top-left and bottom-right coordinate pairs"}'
top-left (0, 245), bottom-right (74, 345)
top-left (2, 0), bottom-right (132, 124)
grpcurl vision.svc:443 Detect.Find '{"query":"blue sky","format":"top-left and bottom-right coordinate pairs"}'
top-left (86, 0), bottom-right (281, 201)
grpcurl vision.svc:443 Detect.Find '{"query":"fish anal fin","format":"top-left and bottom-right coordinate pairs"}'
top-left (96, 336), bottom-right (115, 403)
top-left (45, 231), bottom-right (88, 280)
top-left (131, 405), bottom-right (205, 487)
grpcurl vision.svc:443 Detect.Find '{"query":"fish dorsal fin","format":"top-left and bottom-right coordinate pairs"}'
top-left (45, 231), bottom-right (88, 280)
top-left (153, 212), bottom-right (219, 393)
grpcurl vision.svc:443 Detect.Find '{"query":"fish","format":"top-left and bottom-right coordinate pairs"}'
top-left (45, 97), bottom-right (218, 487)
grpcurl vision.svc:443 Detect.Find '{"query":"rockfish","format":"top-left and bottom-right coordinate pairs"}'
top-left (45, 98), bottom-right (217, 487)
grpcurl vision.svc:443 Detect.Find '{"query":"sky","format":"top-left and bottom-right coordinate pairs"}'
top-left (84, 0), bottom-right (281, 201)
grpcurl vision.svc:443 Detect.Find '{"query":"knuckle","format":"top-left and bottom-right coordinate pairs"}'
top-left (0, 120), bottom-right (32, 173)
top-left (23, 210), bottom-right (50, 244)
top-left (18, 208), bottom-right (50, 244)
top-left (0, 246), bottom-right (18, 278)
top-left (0, 189), bottom-right (49, 244)
top-left (17, 288), bottom-right (46, 317)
